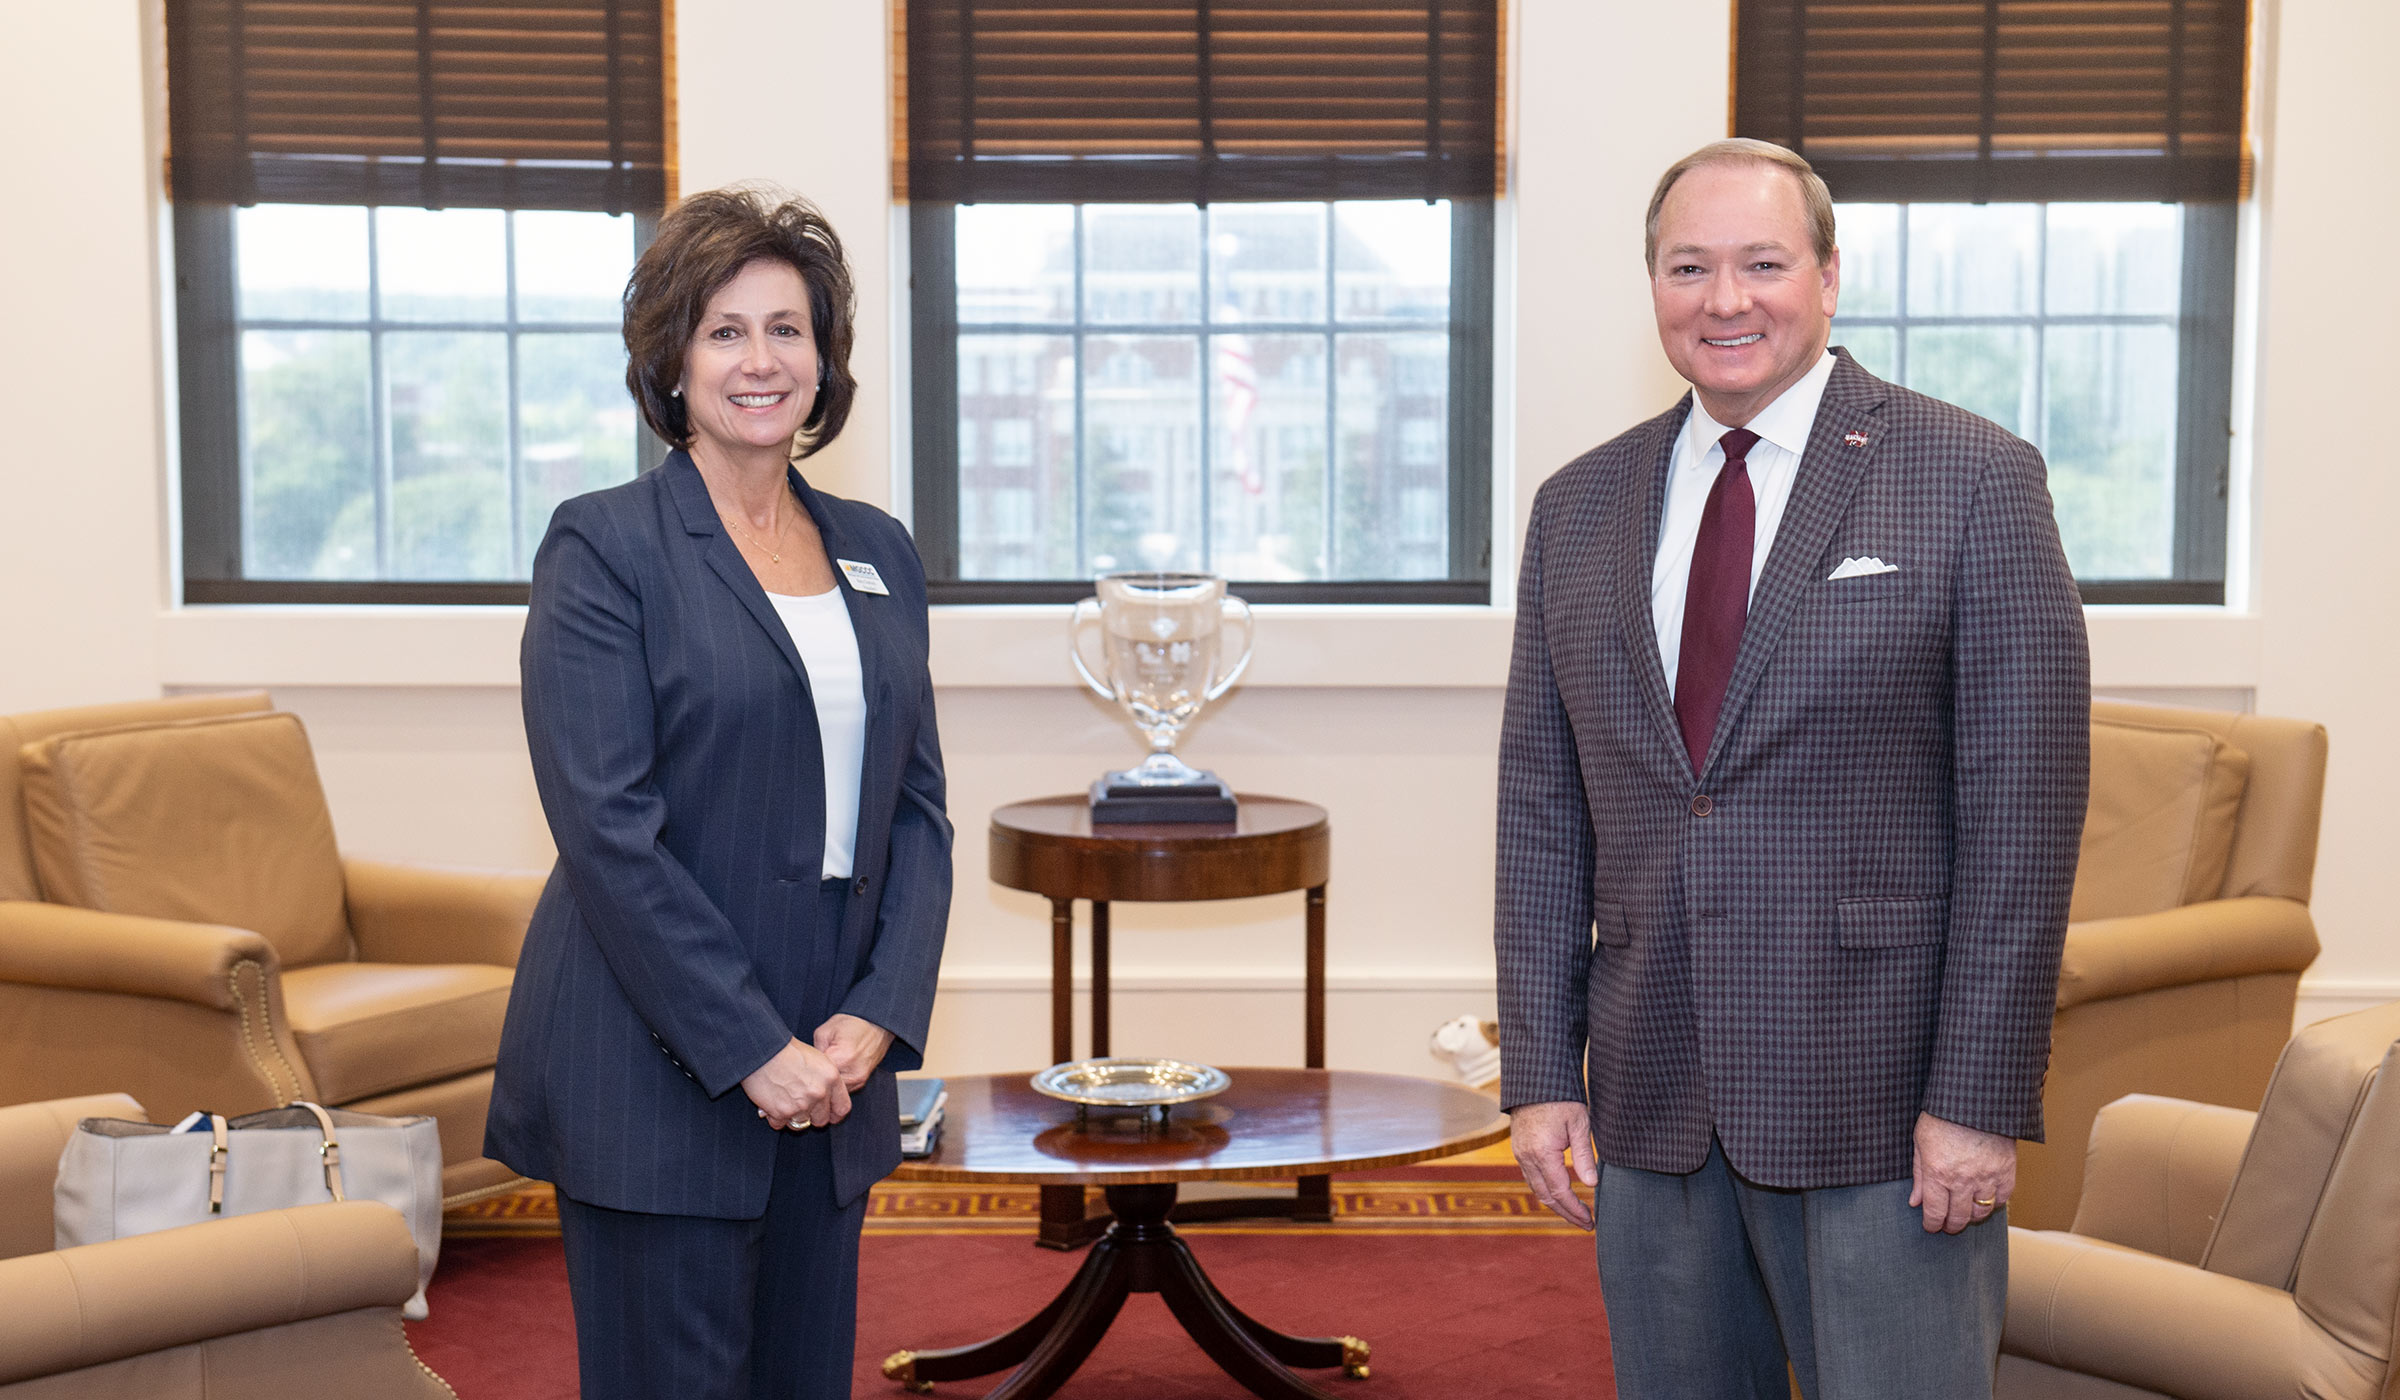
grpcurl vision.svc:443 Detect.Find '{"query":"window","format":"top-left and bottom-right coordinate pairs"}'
top-left (208, 204), bottom-right (639, 586)
top-left (169, 1), bottom-right (668, 604)
top-left (901, 0), bottom-right (1503, 604)
top-left (930, 198), bottom-right (1478, 588)
top-left (1831, 201), bottom-right (2234, 592)
top-left (1736, 0), bottom-right (2249, 603)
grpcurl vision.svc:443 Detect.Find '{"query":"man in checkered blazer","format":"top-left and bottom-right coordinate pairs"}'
top-left (1494, 141), bottom-right (2089, 1398)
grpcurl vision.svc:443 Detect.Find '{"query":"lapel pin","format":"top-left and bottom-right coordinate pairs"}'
top-left (1843, 430), bottom-right (1870, 447)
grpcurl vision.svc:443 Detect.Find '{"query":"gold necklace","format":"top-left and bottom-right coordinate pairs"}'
top-left (724, 503), bottom-right (783, 564)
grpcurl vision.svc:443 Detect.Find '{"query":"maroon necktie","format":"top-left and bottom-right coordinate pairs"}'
top-left (1674, 427), bottom-right (1761, 775)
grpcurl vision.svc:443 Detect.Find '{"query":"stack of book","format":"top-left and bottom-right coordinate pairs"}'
top-left (899, 1075), bottom-right (946, 1158)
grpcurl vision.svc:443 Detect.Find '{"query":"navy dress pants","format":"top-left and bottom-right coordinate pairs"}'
top-left (1594, 1138), bottom-right (2006, 1400)
top-left (556, 1083), bottom-right (869, 1400)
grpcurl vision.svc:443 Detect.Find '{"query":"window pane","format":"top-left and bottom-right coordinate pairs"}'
top-left (1333, 332), bottom-right (1447, 580)
top-left (237, 206), bottom-right (369, 321)
top-left (242, 330), bottom-right (375, 578)
top-left (385, 331), bottom-right (510, 578)
top-left (2046, 204), bottom-right (2182, 317)
top-left (957, 205), bottom-right (1074, 324)
top-left (958, 335), bottom-right (1076, 578)
top-left (1211, 204), bottom-right (1326, 324)
top-left (1336, 200), bottom-right (1451, 322)
top-left (519, 332), bottom-right (639, 564)
top-left (1210, 333), bottom-right (1327, 580)
top-left (377, 208), bottom-right (508, 322)
top-left (1835, 324), bottom-right (1899, 380)
top-left (1084, 335), bottom-right (1201, 573)
top-left (1904, 325), bottom-right (2035, 436)
top-left (1907, 205), bottom-right (2039, 316)
top-left (1084, 205), bottom-right (1200, 325)
top-left (1835, 204), bottom-right (1899, 317)
top-left (2046, 324), bottom-right (2178, 578)
top-left (516, 211), bottom-right (637, 323)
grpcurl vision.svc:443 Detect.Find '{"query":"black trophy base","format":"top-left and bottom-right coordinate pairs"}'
top-left (1089, 773), bottom-right (1237, 824)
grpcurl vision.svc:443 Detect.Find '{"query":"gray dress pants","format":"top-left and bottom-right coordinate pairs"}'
top-left (1593, 1138), bottom-right (2006, 1400)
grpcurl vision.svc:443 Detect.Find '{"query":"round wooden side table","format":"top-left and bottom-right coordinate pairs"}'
top-left (988, 795), bottom-right (1332, 1246)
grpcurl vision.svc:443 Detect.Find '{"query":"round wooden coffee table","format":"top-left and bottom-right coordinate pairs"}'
top-left (881, 1068), bottom-right (1508, 1400)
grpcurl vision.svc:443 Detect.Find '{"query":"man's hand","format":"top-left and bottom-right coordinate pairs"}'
top-left (1510, 1100), bottom-right (1599, 1230)
top-left (741, 1038), bottom-right (852, 1130)
top-left (1909, 1112), bottom-right (2016, 1234)
top-left (812, 1013), bottom-right (895, 1092)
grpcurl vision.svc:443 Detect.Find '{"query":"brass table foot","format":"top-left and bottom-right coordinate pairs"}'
top-left (1338, 1335), bottom-right (1371, 1380)
top-left (883, 1349), bottom-right (934, 1394)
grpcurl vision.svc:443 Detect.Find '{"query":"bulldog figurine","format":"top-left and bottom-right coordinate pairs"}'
top-left (1428, 1014), bottom-right (1502, 1091)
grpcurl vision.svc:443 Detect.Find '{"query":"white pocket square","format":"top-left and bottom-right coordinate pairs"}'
top-left (1827, 556), bottom-right (1900, 580)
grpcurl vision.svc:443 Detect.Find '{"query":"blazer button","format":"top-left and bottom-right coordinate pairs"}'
top-left (1690, 794), bottom-right (1714, 817)
top-left (853, 875), bottom-right (870, 895)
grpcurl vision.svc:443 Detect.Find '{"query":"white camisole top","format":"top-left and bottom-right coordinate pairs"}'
top-left (765, 587), bottom-right (866, 881)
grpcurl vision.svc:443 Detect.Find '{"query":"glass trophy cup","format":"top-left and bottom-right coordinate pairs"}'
top-left (1068, 572), bottom-right (1256, 823)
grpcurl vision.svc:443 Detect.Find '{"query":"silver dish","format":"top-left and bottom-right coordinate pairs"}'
top-left (1030, 1057), bottom-right (1231, 1108)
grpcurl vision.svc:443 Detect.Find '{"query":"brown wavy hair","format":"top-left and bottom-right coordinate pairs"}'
top-left (623, 185), bottom-right (857, 458)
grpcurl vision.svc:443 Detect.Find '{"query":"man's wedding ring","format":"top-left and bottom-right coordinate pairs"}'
top-left (1974, 1197), bottom-right (1997, 1207)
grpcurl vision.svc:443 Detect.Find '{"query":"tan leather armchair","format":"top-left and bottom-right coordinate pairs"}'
top-left (0, 693), bottom-right (543, 1202)
top-left (1999, 1001), bottom-right (2400, 1399)
top-left (2014, 701), bottom-right (2328, 1230)
top-left (0, 1094), bottom-right (452, 1397)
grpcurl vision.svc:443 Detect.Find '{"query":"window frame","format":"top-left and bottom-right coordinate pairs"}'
top-left (908, 196), bottom-right (1498, 606)
top-left (175, 202), bottom-right (662, 606)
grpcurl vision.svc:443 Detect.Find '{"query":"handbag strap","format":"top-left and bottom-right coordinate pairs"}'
top-left (290, 1100), bottom-right (346, 1202)
top-left (207, 1115), bottom-right (228, 1214)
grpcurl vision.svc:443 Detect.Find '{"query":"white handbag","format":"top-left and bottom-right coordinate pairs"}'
top-left (55, 1101), bottom-right (444, 1319)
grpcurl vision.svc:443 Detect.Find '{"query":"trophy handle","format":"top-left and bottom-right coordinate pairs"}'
top-left (1204, 596), bottom-right (1255, 702)
top-left (1067, 597), bottom-right (1116, 702)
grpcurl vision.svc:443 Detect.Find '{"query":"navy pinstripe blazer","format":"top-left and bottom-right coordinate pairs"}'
top-left (487, 450), bottom-right (952, 1217)
top-left (1494, 351), bottom-right (2089, 1190)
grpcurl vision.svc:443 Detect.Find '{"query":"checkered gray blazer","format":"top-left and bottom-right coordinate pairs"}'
top-left (1495, 351), bottom-right (2089, 1189)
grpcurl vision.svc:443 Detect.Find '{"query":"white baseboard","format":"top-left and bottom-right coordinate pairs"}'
top-left (924, 968), bottom-right (1498, 1081)
top-left (937, 965), bottom-right (1496, 994)
top-left (2295, 978), bottom-right (2400, 1028)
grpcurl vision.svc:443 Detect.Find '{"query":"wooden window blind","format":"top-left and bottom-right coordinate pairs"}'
top-left (902, 0), bottom-right (1503, 204)
top-left (1734, 0), bottom-right (2248, 202)
top-left (166, 0), bottom-right (670, 213)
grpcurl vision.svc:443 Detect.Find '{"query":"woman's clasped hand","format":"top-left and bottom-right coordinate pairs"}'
top-left (742, 1013), bottom-right (897, 1130)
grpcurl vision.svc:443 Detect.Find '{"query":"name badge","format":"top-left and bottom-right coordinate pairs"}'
top-left (837, 559), bottom-right (890, 596)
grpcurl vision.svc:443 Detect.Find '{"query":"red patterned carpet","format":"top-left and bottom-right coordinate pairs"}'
top-left (412, 1168), bottom-right (1613, 1398)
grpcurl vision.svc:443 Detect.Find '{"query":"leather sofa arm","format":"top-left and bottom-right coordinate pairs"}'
top-left (2055, 897), bottom-right (2319, 1011)
top-left (2066, 1094), bottom-right (2256, 1264)
top-left (0, 902), bottom-right (279, 1010)
top-left (2003, 1228), bottom-right (2320, 1400)
top-left (0, 1200), bottom-right (419, 1385)
top-left (0, 1095), bottom-right (145, 1262)
top-left (343, 858), bottom-right (543, 968)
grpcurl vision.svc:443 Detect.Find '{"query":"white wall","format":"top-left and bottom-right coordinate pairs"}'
top-left (0, 4), bottom-right (168, 711)
top-left (2243, 0), bottom-right (2400, 1016)
top-left (1, 1), bottom-right (2392, 1081)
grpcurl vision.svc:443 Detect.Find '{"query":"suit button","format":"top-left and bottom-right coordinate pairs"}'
top-left (1690, 794), bottom-right (1714, 817)
top-left (853, 876), bottom-right (870, 895)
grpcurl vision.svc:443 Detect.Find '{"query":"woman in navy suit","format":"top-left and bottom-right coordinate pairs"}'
top-left (488, 187), bottom-right (952, 1400)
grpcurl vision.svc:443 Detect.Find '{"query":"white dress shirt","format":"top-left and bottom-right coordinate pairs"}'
top-left (1652, 350), bottom-right (1838, 698)
top-left (766, 587), bottom-right (866, 881)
